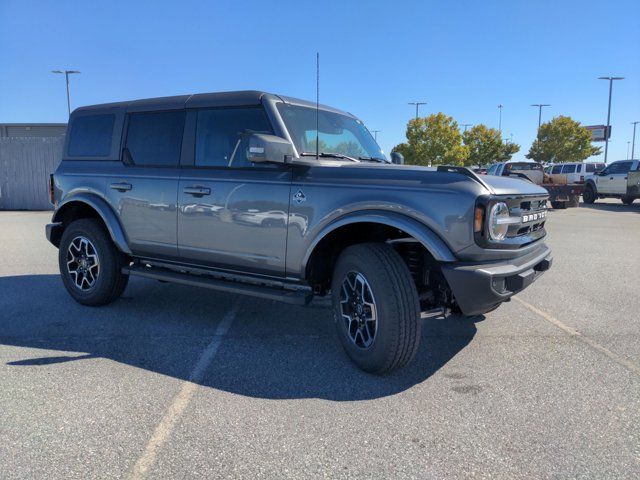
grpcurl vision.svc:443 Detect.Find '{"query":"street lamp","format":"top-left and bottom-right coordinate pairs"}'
top-left (461, 123), bottom-right (472, 132)
top-left (408, 101), bottom-right (427, 120)
top-left (530, 104), bottom-right (551, 130)
top-left (627, 141), bottom-right (631, 160)
top-left (498, 104), bottom-right (503, 134)
top-left (631, 121), bottom-right (639, 160)
top-left (51, 69), bottom-right (81, 116)
top-left (598, 76), bottom-right (624, 163)
top-left (370, 130), bottom-right (381, 141)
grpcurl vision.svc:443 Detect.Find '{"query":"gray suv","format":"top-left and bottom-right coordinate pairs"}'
top-left (46, 91), bottom-right (552, 373)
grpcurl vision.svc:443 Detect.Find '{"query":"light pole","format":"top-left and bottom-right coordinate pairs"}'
top-left (52, 70), bottom-right (81, 116)
top-left (627, 141), bottom-right (631, 160)
top-left (631, 121), bottom-right (639, 159)
top-left (598, 76), bottom-right (624, 163)
top-left (498, 104), bottom-right (503, 134)
top-left (530, 104), bottom-right (551, 130)
top-left (371, 130), bottom-right (381, 141)
top-left (461, 123), bottom-right (472, 132)
top-left (408, 101), bottom-right (427, 120)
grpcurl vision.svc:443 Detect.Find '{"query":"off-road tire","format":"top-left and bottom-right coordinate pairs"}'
top-left (331, 243), bottom-right (421, 374)
top-left (551, 201), bottom-right (567, 209)
top-left (58, 218), bottom-right (129, 306)
top-left (622, 196), bottom-right (635, 205)
top-left (583, 185), bottom-right (596, 204)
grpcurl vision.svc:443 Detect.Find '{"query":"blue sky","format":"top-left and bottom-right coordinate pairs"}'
top-left (1, 0), bottom-right (639, 161)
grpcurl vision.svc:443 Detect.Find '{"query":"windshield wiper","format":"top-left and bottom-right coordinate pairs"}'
top-left (300, 152), bottom-right (360, 162)
top-left (358, 156), bottom-right (389, 164)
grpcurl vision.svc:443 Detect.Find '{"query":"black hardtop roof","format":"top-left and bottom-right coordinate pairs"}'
top-left (73, 90), bottom-right (354, 117)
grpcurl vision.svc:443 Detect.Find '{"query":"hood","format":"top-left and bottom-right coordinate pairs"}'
top-left (480, 174), bottom-right (548, 196)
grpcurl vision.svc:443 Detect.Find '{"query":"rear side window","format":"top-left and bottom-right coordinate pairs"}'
top-left (576, 164), bottom-right (582, 173)
top-left (68, 114), bottom-right (114, 157)
top-left (195, 107), bottom-right (273, 167)
top-left (125, 111), bottom-right (185, 166)
top-left (561, 164), bottom-right (577, 173)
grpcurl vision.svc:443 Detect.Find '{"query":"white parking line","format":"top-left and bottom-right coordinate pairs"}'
top-left (513, 296), bottom-right (640, 375)
top-left (128, 301), bottom-right (240, 480)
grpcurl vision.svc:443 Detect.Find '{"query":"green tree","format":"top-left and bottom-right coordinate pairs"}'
top-left (392, 113), bottom-right (469, 166)
top-left (526, 116), bottom-right (601, 163)
top-left (463, 124), bottom-right (520, 167)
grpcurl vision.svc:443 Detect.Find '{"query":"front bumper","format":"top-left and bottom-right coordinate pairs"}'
top-left (441, 244), bottom-right (552, 317)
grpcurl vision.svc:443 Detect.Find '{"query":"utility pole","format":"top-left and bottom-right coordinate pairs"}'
top-left (52, 69), bottom-right (81, 116)
top-left (461, 123), bottom-right (472, 132)
top-left (408, 101), bottom-right (427, 120)
top-left (498, 104), bottom-right (503, 134)
top-left (598, 76), bottom-right (624, 163)
top-left (530, 104), bottom-right (551, 130)
top-left (631, 121), bottom-right (639, 159)
top-left (371, 130), bottom-right (381, 141)
top-left (627, 141), bottom-right (631, 160)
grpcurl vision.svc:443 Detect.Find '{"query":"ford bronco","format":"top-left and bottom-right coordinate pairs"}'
top-left (46, 91), bottom-right (552, 373)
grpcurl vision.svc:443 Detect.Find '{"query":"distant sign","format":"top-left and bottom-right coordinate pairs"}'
top-left (585, 125), bottom-right (611, 142)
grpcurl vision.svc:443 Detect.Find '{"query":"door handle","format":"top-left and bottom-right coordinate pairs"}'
top-left (183, 186), bottom-right (211, 197)
top-left (110, 182), bottom-right (132, 192)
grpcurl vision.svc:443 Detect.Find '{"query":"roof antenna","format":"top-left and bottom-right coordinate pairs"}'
top-left (316, 52), bottom-right (319, 159)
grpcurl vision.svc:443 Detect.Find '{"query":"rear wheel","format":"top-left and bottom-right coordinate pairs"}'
top-left (622, 196), bottom-right (635, 205)
top-left (583, 185), bottom-right (596, 204)
top-left (331, 243), bottom-right (421, 374)
top-left (551, 201), bottom-right (567, 209)
top-left (58, 219), bottom-right (129, 306)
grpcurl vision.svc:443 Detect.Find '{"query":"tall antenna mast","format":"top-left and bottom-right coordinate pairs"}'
top-left (316, 52), bottom-right (320, 159)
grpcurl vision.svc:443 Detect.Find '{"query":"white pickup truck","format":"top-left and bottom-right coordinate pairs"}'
top-left (583, 160), bottom-right (640, 205)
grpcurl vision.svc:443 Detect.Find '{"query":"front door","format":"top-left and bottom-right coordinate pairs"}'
top-left (104, 110), bottom-right (185, 258)
top-left (610, 161), bottom-right (633, 194)
top-left (177, 106), bottom-right (291, 277)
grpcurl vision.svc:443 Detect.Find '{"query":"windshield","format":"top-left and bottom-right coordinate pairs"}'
top-left (276, 103), bottom-right (386, 161)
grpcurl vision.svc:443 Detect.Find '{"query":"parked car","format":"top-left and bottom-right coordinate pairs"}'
top-left (487, 161), bottom-right (581, 209)
top-left (487, 161), bottom-right (544, 184)
top-left (46, 90), bottom-right (552, 373)
top-left (545, 162), bottom-right (606, 184)
top-left (583, 160), bottom-right (640, 205)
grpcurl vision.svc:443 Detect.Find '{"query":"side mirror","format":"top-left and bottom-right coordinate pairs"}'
top-left (390, 152), bottom-right (404, 165)
top-left (247, 134), bottom-right (294, 164)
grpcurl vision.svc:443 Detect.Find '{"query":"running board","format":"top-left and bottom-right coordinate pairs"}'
top-left (123, 265), bottom-right (313, 306)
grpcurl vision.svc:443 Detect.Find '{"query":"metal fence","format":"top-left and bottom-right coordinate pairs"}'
top-left (0, 137), bottom-right (64, 210)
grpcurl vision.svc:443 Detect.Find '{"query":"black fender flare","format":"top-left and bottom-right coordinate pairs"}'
top-left (584, 179), bottom-right (597, 193)
top-left (51, 193), bottom-right (131, 254)
top-left (301, 210), bottom-right (457, 276)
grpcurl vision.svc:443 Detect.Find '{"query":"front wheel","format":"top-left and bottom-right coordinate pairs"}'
top-left (622, 196), bottom-right (635, 205)
top-left (58, 219), bottom-right (129, 306)
top-left (583, 185), bottom-right (596, 204)
top-left (331, 243), bottom-right (421, 374)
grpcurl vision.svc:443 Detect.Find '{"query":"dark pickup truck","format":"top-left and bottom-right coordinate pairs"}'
top-left (46, 90), bottom-right (552, 373)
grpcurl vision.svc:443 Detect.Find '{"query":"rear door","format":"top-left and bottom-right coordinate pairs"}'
top-left (177, 106), bottom-right (292, 277)
top-left (104, 109), bottom-right (185, 258)
top-left (561, 163), bottom-right (578, 183)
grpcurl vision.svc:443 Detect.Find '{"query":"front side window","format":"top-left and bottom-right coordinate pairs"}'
top-left (195, 107), bottom-right (273, 167)
top-left (125, 111), bottom-right (185, 166)
top-left (68, 114), bottom-right (114, 157)
top-left (551, 165), bottom-right (563, 174)
top-left (586, 163), bottom-right (596, 172)
top-left (276, 103), bottom-right (385, 161)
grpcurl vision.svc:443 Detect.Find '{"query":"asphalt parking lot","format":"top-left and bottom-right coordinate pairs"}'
top-left (1, 201), bottom-right (639, 479)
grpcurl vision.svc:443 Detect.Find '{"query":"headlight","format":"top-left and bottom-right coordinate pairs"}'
top-left (488, 202), bottom-right (510, 241)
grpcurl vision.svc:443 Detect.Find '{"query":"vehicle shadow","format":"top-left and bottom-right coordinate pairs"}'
top-left (578, 201), bottom-right (640, 213)
top-left (0, 274), bottom-right (480, 401)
